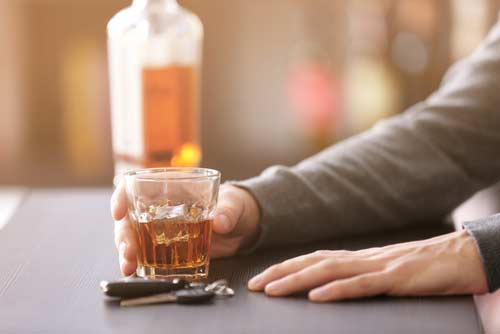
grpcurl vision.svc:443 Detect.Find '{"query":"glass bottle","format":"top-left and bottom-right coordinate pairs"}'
top-left (107, 0), bottom-right (203, 183)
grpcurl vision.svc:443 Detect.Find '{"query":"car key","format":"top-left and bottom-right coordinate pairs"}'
top-left (100, 277), bottom-right (188, 299)
top-left (120, 288), bottom-right (215, 307)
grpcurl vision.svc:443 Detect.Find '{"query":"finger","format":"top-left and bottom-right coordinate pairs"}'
top-left (264, 258), bottom-right (382, 297)
top-left (114, 217), bottom-right (139, 276)
top-left (209, 234), bottom-right (240, 259)
top-left (248, 253), bottom-right (325, 291)
top-left (210, 246), bottom-right (225, 259)
top-left (213, 190), bottom-right (244, 234)
top-left (118, 242), bottom-right (137, 276)
top-left (111, 180), bottom-right (128, 221)
top-left (309, 271), bottom-right (393, 302)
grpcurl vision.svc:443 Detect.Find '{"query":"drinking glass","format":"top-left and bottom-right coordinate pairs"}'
top-left (124, 167), bottom-right (220, 279)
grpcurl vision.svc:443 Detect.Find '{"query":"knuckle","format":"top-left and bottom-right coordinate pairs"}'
top-left (334, 250), bottom-right (351, 257)
top-left (219, 187), bottom-right (241, 202)
top-left (281, 258), bottom-right (297, 267)
top-left (216, 202), bottom-right (242, 219)
top-left (287, 272), bottom-right (304, 284)
top-left (356, 276), bottom-right (373, 290)
top-left (111, 187), bottom-right (119, 200)
top-left (391, 261), bottom-right (412, 275)
top-left (266, 264), bottom-right (281, 276)
top-left (215, 208), bottom-right (238, 225)
top-left (413, 244), bottom-right (432, 254)
top-left (114, 220), bottom-right (132, 247)
top-left (317, 259), bottom-right (335, 270)
top-left (219, 184), bottom-right (233, 193)
top-left (357, 247), bottom-right (382, 256)
top-left (366, 252), bottom-right (387, 262)
top-left (313, 250), bottom-right (332, 258)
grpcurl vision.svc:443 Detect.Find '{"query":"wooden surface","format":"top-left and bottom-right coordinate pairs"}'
top-left (0, 189), bottom-right (483, 333)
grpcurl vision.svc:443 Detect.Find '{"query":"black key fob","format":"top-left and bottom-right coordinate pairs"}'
top-left (100, 277), bottom-right (188, 299)
top-left (175, 288), bottom-right (215, 304)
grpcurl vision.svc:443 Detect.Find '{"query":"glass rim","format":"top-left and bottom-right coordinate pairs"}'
top-left (123, 167), bottom-right (221, 181)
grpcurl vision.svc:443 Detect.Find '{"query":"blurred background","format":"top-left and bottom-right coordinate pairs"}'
top-left (0, 0), bottom-right (499, 187)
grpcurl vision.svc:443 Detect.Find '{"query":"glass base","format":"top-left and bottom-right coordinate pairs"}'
top-left (136, 262), bottom-right (209, 280)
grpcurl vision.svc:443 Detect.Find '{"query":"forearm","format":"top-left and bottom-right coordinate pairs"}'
top-left (235, 21), bottom-right (500, 250)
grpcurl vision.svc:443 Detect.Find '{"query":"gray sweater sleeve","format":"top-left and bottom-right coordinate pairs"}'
top-left (233, 22), bottom-right (500, 291)
top-left (464, 216), bottom-right (500, 292)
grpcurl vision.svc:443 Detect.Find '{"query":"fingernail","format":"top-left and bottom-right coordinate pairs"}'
top-left (309, 288), bottom-right (325, 301)
top-left (248, 275), bottom-right (262, 288)
top-left (265, 282), bottom-right (281, 294)
top-left (217, 214), bottom-right (231, 232)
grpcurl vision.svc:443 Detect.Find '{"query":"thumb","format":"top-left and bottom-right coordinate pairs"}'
top-left (213, 194), bottom-right (244, 234)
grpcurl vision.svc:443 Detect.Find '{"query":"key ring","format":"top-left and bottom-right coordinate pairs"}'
top-left (189, 279), bottom-right (235, 297)
top-left (205, 279), bottom-right (235, 297)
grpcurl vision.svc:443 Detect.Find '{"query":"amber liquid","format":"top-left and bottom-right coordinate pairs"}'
top-left (132, 218), bottom-right (212, 278)
top-left (114, 65), bottom-right (201, 169)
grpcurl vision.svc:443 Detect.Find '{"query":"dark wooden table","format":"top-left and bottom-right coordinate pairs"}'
top-left (0, 189), bottom-right (485, 333)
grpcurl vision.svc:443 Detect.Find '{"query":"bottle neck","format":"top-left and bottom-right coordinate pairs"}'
top-left (132, 0), bottom-right (178, 10)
